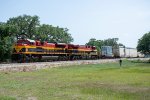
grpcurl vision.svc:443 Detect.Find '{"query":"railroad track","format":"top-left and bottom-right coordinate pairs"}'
top-left (0, 59), bottom-right (118, 72)
top-left (1, 58), bottom-right (149, 72)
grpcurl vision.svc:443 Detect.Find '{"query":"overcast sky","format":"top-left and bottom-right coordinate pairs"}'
top-left (0, 0), bottom-right (150, 48)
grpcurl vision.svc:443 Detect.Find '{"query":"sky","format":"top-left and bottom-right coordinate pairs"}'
top-left (0, 0), bottom-right (150, 48)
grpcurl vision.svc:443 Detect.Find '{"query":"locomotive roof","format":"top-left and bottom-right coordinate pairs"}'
top-left (27, 39), bottom-right (35, 42)
top-left (57, 43), bottom-right (67, 45)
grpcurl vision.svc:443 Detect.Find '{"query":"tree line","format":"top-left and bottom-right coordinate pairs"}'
top-left (86, 32), bottom-right (150, 56)
top-left (137, 32), bottom-right (150, 55)
top-left (0, 14), bottom-right (149, 62)
top-left (86, 38), bottom-right (124, 52)
top-left (0, 15), bottom-right (73, 61)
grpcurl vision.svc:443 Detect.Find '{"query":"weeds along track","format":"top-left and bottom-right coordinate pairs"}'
top-left (0, 59), bottom-right (119, 72)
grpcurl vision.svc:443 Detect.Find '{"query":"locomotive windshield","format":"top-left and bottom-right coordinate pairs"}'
top-left (16, 39), bottom-right (35, 45)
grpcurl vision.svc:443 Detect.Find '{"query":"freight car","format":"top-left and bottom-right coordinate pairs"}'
top-left (101, 46), bottom-right (144, 58)
top-left (12, 39), bottom-right (98, 62)
top-left (101, 46), bottom-right (114, 58)
top-left (113, 46), bottom-right (141, 58)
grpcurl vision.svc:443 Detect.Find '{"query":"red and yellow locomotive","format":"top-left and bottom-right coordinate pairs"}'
top-left (12, 39), bottom-right (98, 62)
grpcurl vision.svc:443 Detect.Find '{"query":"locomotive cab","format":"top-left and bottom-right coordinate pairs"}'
top-left (13, 39), bottom-right (36, 53)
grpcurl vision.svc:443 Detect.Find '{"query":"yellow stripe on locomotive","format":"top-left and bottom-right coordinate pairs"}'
top-left (12, 39), bottom-right (99, 61)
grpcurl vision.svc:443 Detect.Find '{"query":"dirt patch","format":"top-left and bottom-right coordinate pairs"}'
top-left (27, 97), bottom-right (37, 100)
top-left (75, 81), bottom-right (150, 93)
top-left (115, 86), bottom-right (149, 93)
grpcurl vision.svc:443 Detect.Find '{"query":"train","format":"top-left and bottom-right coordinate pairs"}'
top-left (12, 39), bottom-right (99, 62)
top-left (101, 46), bottom-right (144, 58)
top-left (12, 39), bottom-right (144, 62)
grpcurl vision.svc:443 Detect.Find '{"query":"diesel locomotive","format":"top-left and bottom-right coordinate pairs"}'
top-left (12, 39), bottom-right (98, 62)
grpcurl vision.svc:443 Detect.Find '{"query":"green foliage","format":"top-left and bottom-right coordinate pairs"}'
top-left (0, 61), bottom-right (149, 99)
top-left (35, 24), bottom-right (73, 43)
top-left (86, 38), bottom-right (123, 51)
top-left (0, 96), bottom-right (16, 100)
top-left (103, 38), bottom-right (118, 47)
top-left (0, 37), bottom-right (13, 60)
top-left (6, 14), bottom-right (73, 43)
top-left (137, 32), bottom-right (150, 54)
top-left (0, 14), bottom-right (74, 61)
top-left (7, 14), bottom-right (40, 39)
top-left (0, 23), bottom-right (16, 61)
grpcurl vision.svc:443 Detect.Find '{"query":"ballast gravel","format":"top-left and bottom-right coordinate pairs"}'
top-left (0, 59), bottom-right (118, 72)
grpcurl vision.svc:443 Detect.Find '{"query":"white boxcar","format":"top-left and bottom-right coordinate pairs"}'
top-left (119, 46), bottom-right (125, 57)
top-left (113, 46), bottom-right (125, 57)
top-left (105, 46), bottom-right (139, 58)
top-left (113, 46), bottom-right (138, 58)
top-left (125, 48), bottom-right (138, 57)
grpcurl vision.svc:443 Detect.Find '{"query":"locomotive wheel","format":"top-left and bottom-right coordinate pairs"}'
top-left (38, 55), bottom-right (42, 61)
top-left (11, 54), bottom-right (19, 62)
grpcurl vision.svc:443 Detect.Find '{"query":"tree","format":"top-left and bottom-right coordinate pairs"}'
top-left (86, 38), bottom-right (97, 46)
top-left (35, 24), bottom-right (73, 43)
top-left (6, 15), bottom-right (73, 43)
top-left (55, 27), bottom-right (73, 43)
top-left (0, 15), bottom-right (74, 62)
top-left (7, 14), bottom-right (40, 39)
top-left (103, 38), bottom-right (119, 47)
top-left (35, 24), bottom-right (53, 41)
top-left (86, 38), bottom-right (103, 52)
top-left (0, 23), bottom-right (16, 61)
top-left (137, 32), bottom-right (150, 54)
top-left (86, 38), bottom-right (124, 52)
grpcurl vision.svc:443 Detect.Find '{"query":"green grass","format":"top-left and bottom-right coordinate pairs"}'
top-left (0, 61), bottom-right (150, 100)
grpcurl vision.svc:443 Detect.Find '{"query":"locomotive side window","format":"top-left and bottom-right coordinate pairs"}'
top-left (17, 41), bottom-right (28, 44)
top-left (19, 48), bottom-right (26, 52)
top-left (36, 47), bottom-right (43, 52)
top-left (28, 48), bottom-right (36, 52)
top-left (30, 42), bottom-right (35, 45)
top-left (57, 50), bottom-right (64, 52)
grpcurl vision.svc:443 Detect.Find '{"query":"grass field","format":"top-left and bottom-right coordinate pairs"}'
top-left (0, 60), bottom-right (150, 100)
